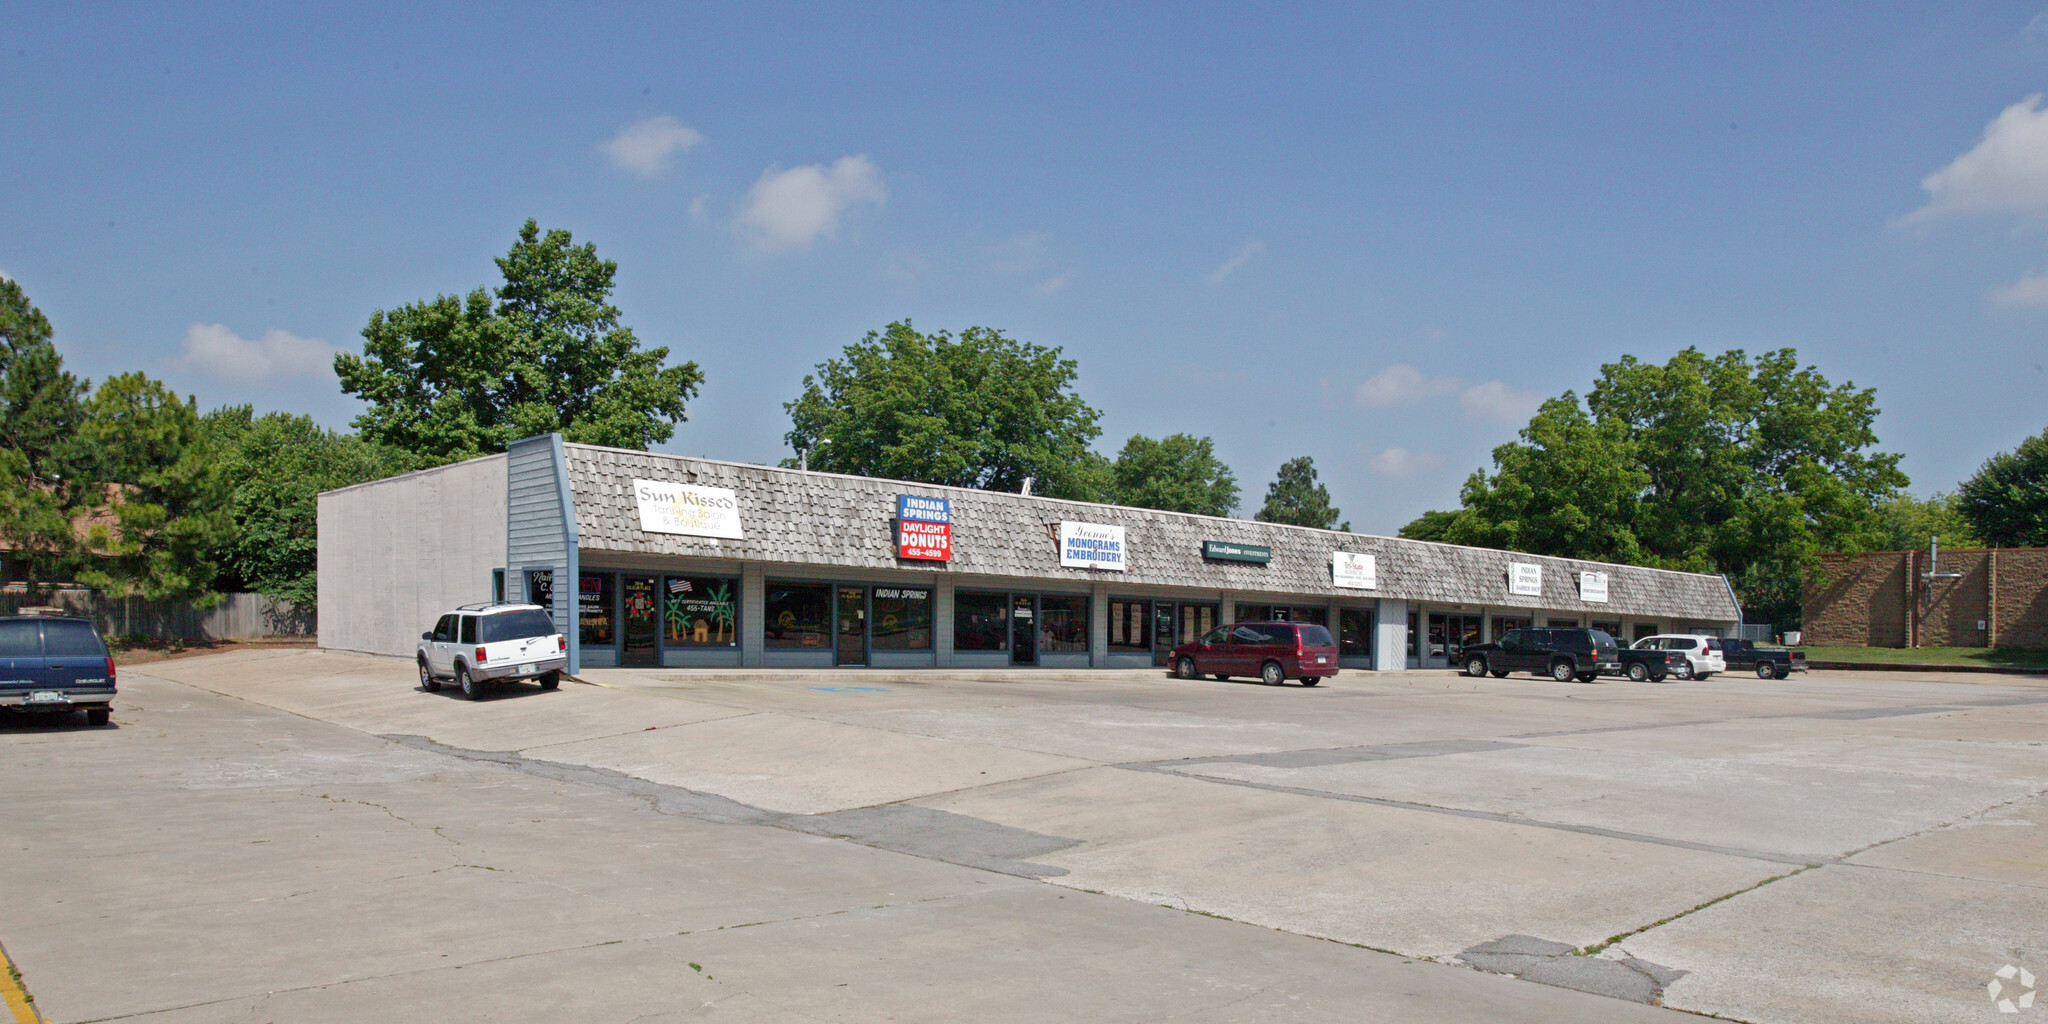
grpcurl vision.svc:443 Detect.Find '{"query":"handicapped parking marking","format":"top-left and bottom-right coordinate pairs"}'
top-left (810, 686), bottom-right (891, 692)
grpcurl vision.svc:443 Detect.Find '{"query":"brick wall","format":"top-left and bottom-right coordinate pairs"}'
top-left (1802, 548), bottom-right (2048, 650)
top-left (1997, 548), bottom-right (2048, 650)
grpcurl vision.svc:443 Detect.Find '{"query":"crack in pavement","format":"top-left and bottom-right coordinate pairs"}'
top-left (1121, 762), bottom-right (1829, 866)
top-left (380, 734), bottom-right (1085, 878)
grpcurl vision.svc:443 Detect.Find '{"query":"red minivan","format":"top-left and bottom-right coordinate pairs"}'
top-left (1167, 621), bottom-right (1340, 687)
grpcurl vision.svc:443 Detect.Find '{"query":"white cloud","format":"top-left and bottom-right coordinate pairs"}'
top-left (1457, 380), bottom-right (1544, 425)
top-left (1368, 447), bottom-right (1440, 477)
top-left (1204, 239), bottom-right (1266, 285)
top-left (688, 194), bottom-right (711, 223)
top-left (1904, 95), bottom-right (2048, 223)
top-left (1355, 364), bottom-right (1462, 406)
top-left (1035, 271), bottom-right (1076, 295)
top-left (1992, 268), bottom-right (2048, 307)
top-left (180, 324), bottom-right (334, 383)
top-left (735, 155), bottom-right (886, 252)
top-left (600, 115), bottom-right (702, 177)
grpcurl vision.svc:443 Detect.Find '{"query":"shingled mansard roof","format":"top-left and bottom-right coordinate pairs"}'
top-left (563, 443), bottom-right (1739, 623)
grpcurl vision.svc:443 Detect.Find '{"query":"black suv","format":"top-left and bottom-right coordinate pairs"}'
top-left (1459, 627), bottom-right (1620, 683)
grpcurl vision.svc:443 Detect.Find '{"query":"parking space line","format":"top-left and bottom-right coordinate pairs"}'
top-left (0, 940), bottom-right (40, 1024)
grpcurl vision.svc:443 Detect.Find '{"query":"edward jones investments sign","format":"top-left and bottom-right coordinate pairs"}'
top-left (897, 495), bottom-right (952, 562)
top-left (634, 479), bottom-right (744, 539)
top-left (1059, 521), bottom-right (1127, 571)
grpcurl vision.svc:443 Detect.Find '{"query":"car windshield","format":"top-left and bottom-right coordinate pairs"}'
top-left (1299, 625), bottom-right (1333, 647)
top-left (480, 609), bottom-right (557, 643)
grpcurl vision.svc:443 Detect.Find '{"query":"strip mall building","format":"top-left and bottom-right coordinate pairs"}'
top-left (317, 435), bottom-right (1742, 673)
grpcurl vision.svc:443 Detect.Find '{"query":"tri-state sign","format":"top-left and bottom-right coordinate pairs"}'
top-left (897, 495), bottom-right (952, 562)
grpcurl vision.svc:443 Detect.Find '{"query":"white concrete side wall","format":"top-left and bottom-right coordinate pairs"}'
top-left (317, 454), bottom-right (510, 657)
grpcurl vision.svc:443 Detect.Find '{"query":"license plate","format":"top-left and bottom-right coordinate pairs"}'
top-left (26, 691), bottom-right (66, 705)
top-left (1315, 655), bottom-right (1328, 664)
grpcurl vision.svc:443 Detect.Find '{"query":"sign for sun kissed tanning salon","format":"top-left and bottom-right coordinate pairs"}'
top-left (634, 480), bottom-right (744, 539)
top-left (897, 495), bottom-right (952, 561)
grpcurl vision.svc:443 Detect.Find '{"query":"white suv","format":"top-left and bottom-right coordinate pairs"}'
top-left (417, 603), bottom-right (567, 700)
top-left (1630, 634), bottom-right (1727, 680)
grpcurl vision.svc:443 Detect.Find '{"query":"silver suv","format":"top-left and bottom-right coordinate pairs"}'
top-left (417, 603), bottom-right (567, 700)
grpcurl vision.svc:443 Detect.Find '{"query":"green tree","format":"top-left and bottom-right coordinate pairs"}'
top-left (783, 320), bottom-right (1107, 500)
top-left (1111, 433), bottom-right (1239, 516)
top-left (0, 278), bottom-right (89, 598)
top-left (1400, 348), bottom-right (1906, 625)
top-left (1958, 425), bottom-right (2048, 547)
top-left (1256, 456), bottom-right (1347, 530)
top-left (336, 219), bottom-right (703, 464)
top-left (1874, 491), bottom-right (1982, 552)
top-left (216, 411), bottom-right (412, 606)
top-left (74, 373), bottom-right (234, 602)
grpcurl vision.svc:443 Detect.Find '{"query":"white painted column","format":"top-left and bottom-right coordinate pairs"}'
top-left (1219, 593), bottom-right (1237, 625)
top-left (1373, 598), bottom-right (1407, 672)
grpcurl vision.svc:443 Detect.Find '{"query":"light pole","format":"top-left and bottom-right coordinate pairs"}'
top-left (799, 438), bottom-right (830, 473)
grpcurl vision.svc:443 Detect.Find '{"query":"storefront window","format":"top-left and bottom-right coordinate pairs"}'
top-left (578, 573), bottom-right (614, 648)
top-left (1235, 604), bottom-right (1328, 625)
top-left (1178, 604), bottom-right (1216, 647)
top-left (525, 569), bottom-right (554, 613)
top-left (1406, 611), bottom-right (1418, 658)
top-left (765, 582), bottom-right (831, 649)
top-left (1633, 623), bottom-right (1660, 641)
top-left (1492, 616), bottom-right (1529, 639)
top-left (872, 586), bottom-right (933, 650)
top-left (955, 592), bottom-right (1009, 651)
top-left (1339, 608), bottom-right (1373, 658)
top-left (1591, 620), bottom-right (1621, 638)
top-left (1108, 599), bottom-right (1150, 653)
top-left (665, 576), bottom-right (739, 648)
top-left (1039, 594), bottom-right (1088, 653)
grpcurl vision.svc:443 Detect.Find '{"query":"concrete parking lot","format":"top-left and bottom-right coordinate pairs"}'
top-left (3, 652), bottom-right (2044, 1023)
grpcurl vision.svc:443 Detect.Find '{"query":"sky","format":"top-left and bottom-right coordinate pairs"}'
top-left (5, 2), bottom-right (2048, 534)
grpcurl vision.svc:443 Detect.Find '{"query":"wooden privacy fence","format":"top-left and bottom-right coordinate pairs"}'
top-left (0, 591), bottom-right (314, 642)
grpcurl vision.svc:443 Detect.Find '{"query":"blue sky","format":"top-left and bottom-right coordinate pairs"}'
top-left (5, 3), bottom-right (2047, 533)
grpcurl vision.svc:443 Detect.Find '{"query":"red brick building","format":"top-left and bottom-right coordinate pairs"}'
top-left (1802, 548), bottom-right (2048, 650)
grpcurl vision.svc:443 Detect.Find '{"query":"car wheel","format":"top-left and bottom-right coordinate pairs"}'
top-left (1755, 662), bottom-right (1774, 679)
top-left (1627, 662), bottom-right (1649, 682)
top-left (1550, 659), bottom-right (1576, 682)
top-left (1301, 676), bottom-right (1321, 687)
top-left (1176, 657), bottom-right (1196, 680)
top-left (1465, 656), bottom-right (1488, 677)
top-left (540, 670), bottom-right (560, 691)
top-left (1674, 662), bottom-right (1694, 680)
top-left (85, 707), bottom-right (110, 727)
top-left (1576, 672), bottom-right (1599, 683)
top-left (1773, 664), bottom-right (1790, 680)
top-left (1696, 672), bottom-right (1713, 681)
top-left (1213, 674), bottom-right (1230, 681)
top-left (457, 664), bottom-right (485, 701)
top-left (419, 657), bottom-right (440, 692)
top-left (1260, 661), bottom-right (1285, 686)
top-left (1490, 670), bottom-right (1509, 678)
top-left (1650, 672), bottom-right (1669, 682)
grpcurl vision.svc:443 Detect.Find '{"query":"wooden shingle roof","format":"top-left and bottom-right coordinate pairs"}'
top-left (563, 443), bottom-right (1739, 622)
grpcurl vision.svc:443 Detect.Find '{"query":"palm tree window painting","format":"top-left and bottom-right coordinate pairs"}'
top-left (665, 576), bottom-right (738, 648)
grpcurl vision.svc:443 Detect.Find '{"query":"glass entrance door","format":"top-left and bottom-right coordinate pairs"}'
top-left (622, 575), bottom-right (660, 666)
top-left (1010, 594), bottom-right (1037, 665)
top-left (836, 586), bottom-right (868, 666)
top-left (1151, 602), bottom-right (1176, 665)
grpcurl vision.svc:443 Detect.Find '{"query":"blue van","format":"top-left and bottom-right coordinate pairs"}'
top-left (0, 616), bottom-right (116, 726)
